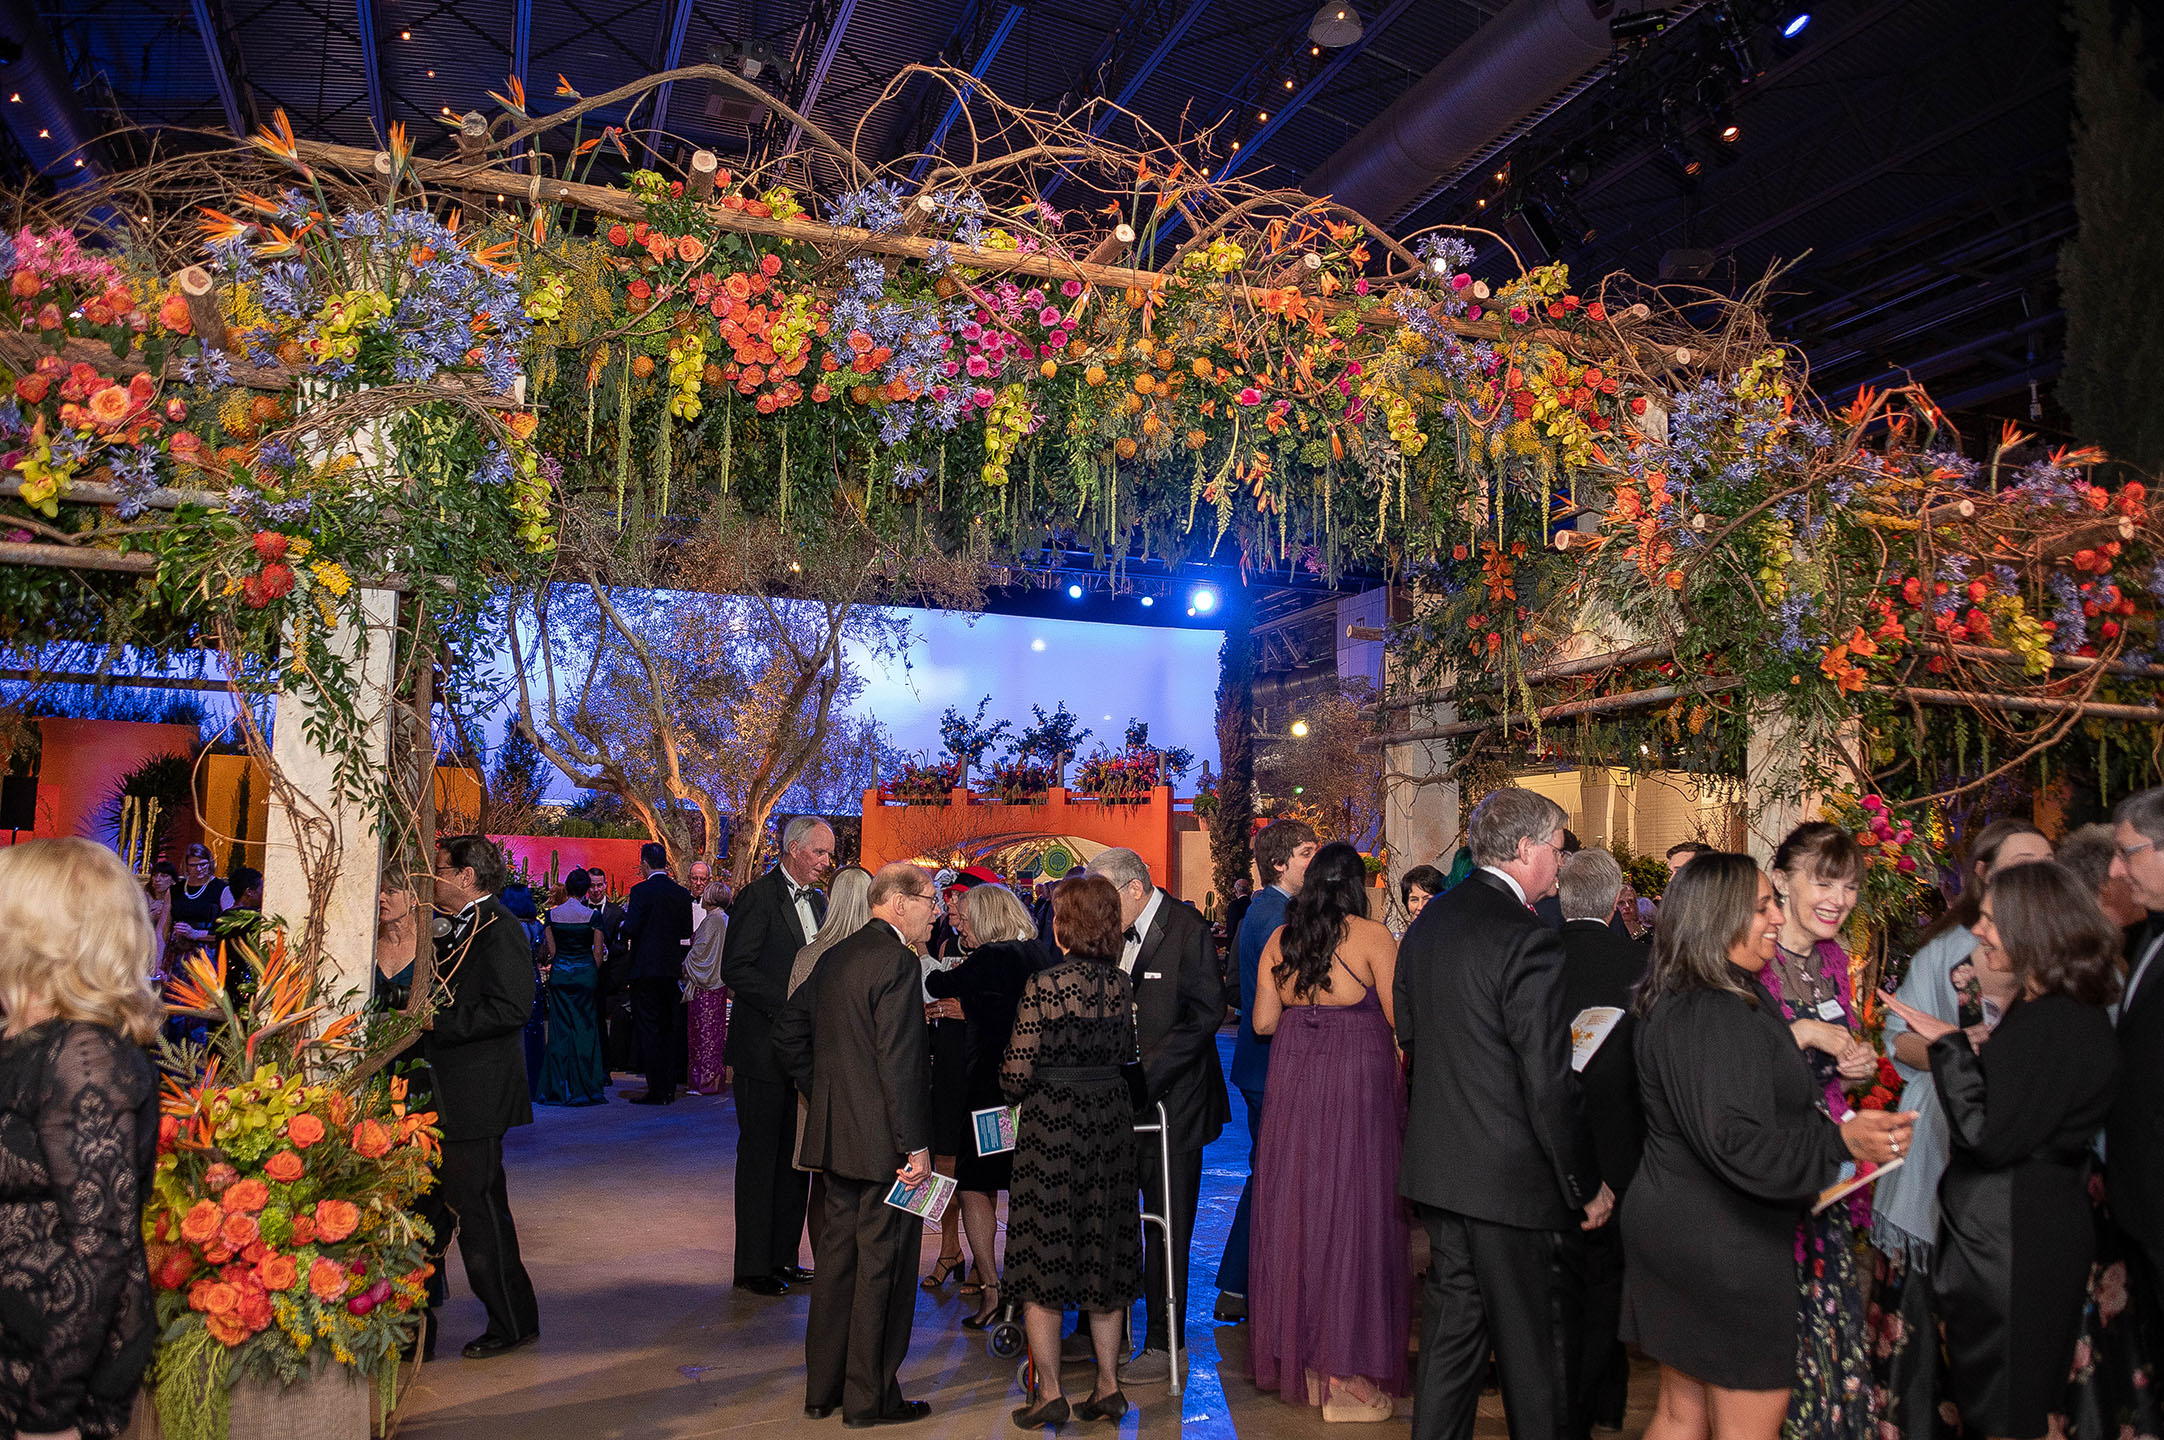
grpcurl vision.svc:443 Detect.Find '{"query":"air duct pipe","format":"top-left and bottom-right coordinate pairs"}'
top-left (1302, 0), bottom-right (1615, 226)
top-left (0, 0), bottom-right (106, 186)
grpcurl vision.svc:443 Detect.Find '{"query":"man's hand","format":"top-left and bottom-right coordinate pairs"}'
top-left (1580, 1182), bottom-right (1616, 1230)
top-left (897, 1148), bottom-right (932, 1187)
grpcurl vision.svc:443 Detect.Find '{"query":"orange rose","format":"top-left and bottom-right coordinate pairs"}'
top-left (189, 1279), bottom-right (239, 1314)
top-left (219, 1212), bottom-right (259, 1249)
top-left (263, 1150), bottom-right (304, 1183)
top-left (205, 1308), bottom-right (251, 1345)
top-left (86, 385), bottom-right (134, 427)
top-left (158, 292), bottom-right (193, 333)
top-left (285, 1113), bottom-right (326, 1148)
top-left (676, 235), bottom-right (706, 264)
top-left (222, 1178), bottom-right (269, 1213)
top-left (289, 1215), bottom-right (317, 1246)
top-left (326, 1093), bottom-right (353, 1128)
top-left (257, 1252), bottom-right (298, 1292)
top-left (179, 1199), bottom-right (223, 1245)
top-left (237, 1283), bottom-right (273, 1332)
top-left (351, 1119), bottom-right (393, 1159)
top-left (308, 1256), bottom-right (350, 1302)
top-left (313, 1199), bottom-right (360, 1243)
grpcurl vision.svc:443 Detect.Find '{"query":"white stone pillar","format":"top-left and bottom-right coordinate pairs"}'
top-left (262, 585), bottom-right (398, 1005)
top-left (1383, 724), bottom-right (1459, 898)
top-left (1744, 702), bottom-right (1853, 865)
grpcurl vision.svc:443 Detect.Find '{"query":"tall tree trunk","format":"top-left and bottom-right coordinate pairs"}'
top-left (1211, 609), bottom-right (1256, 911)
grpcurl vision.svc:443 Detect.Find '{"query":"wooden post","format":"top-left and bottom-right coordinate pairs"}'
top-left (686, 148), bottom-right (719, 199)
top-left (173, 267), bottom-right (228, 351)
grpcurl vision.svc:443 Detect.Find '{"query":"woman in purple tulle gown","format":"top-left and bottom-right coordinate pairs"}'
top-left (1249, 841), bottom-right (1409, 1422)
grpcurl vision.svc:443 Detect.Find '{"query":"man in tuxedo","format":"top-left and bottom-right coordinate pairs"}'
top-left (773, 862), bottom-right (937, 1427)
top-left (721, 816), bottom-right (836, 1294)
top-left (622, 843), bottom-right (696, 1105)
top-left (1085, 846), bottom-right (1229, 1384)
top-left (1555, 849), bottom-right (1648, 1438)
top-left (1214, 818), bottom-right (1316, 1323)
top-left (1530, 829), bottom-right (1581, 931)
top-left (689, 858), bottom-right (714, 929)
top-left (425, 835), bottom-right (542, 1359)
top-left (2109, 787), bottom-right (2164, 1312)
top-left (1396, 789), bottom-right (1610, 1440)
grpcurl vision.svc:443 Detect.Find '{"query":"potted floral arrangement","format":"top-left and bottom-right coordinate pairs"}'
top-left (138, 929), bottom-right (438, 1440)
top-left (980, 756), bottom-right (1058, 804)
top-left (880, 756), bottom-right (962, 805)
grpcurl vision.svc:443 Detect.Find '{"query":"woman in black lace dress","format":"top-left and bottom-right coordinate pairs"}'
top-left (1001, 874), bottom-right (1141, 1429)
top-left (0, 838), bottom-right (163, 1440)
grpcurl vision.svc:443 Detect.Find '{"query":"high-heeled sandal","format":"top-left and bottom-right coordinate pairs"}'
top-left (961, 1285), bottom-right (1001, 1331)
top-left (960, 1267), bottom-right (986, 1296)
top-left (1321, 1377), bottom-right (1393, 1423)
top-left (920, 1256), bottom-right (963, 1289)
top-left (1072, 1389), bottom-right (1128, 1422)
top-left (1011, 1392), bottom-right (1068, 1430)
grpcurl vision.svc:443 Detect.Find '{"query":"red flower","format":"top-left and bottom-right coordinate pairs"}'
top-left (760, 252), bottom-right (783, 277)
top-left (14, 374), bottom-right (48, 404)
top-left (251, 531), bottom-right (287, 562)
top-left (606, 224), bottom-right (629, 247)
top-left (258, 563), bottom-right (295, 600)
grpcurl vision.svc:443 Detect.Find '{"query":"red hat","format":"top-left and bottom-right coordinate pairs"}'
top-left (945, 864), bottom-right (1002, 894)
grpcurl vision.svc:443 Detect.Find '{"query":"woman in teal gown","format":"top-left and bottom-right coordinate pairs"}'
top-left (538, 868), bottom-right (609, 1106)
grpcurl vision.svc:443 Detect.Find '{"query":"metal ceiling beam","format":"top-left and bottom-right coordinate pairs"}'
top-left (909, 3), bottom-right (1025, 182)
top-left (353, 0), bottom-right (386, 142)
top-left (1216, 0), bottom-right (1419, 186)
top-left (1041, 0), bottom-right (1212, 202)
top-left (647, 0), bottom-right (699, 151)
top-left (784, 0), bottom-right (859, 155)
top-left (512, 0), bottom-right (531, 90)
top-left (188, 0), bottom-right (249, 137)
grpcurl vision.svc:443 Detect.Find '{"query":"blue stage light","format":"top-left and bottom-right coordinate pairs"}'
top-left (1067, 582), bottom-right (1084, 599)
top-left (1139, 595), bottom-right (1154, 607)
top-left (1781, 12), bottom-right (1810, 37)
top-left (1189, 585), bottom-right (1219, 614)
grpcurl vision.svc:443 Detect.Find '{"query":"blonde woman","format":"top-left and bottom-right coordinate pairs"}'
top-left (0, 838), bottom-right (163, 1440)
top-left (786, 866), bottom-right (872, 1263)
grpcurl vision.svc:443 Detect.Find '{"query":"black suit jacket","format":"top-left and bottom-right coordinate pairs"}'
top-left (773, 919), bottom-right (930, 1182)
top-left (1559, 918), bottom-right (1649, 1197)
top-left (2109, 914), bottom-right (2164, 1249)
top-left (422, 896), bottom-right (536, 1142)
top-left (1131, 893), bottom-right (1230, 1155)
top-left (623, 872), bottom-right (696, 982)
top-left (721, 866), bottom-right (827, 1082)
top-left (1395, 869), bottom-right (1599, 1229)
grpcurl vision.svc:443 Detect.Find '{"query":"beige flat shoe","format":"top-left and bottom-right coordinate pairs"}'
top-left (1322, 1378), bottom-right (1393, 1423)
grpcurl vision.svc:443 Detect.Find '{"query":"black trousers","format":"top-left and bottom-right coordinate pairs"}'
top-left (733, 1075), bottom-right (810, 1278)
top-left (435, 1134), bottom-right (540, 1343)
top-left (628, 977), bottom-right (683, 1099)
top-left (1137, 1144), bottom-right (1203, 1354)
top-left (805, 1173), bottom-right (919, 1423)
top-left (1574, 1219), bottom-right (1628, 1434)
top-left (1414, 1204), bottom-right (1582, 1440)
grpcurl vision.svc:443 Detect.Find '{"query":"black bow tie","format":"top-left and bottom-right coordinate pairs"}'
top-left (1123, 926), bottom-right (1140, 944)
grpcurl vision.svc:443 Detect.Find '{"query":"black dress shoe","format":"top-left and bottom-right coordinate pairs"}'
top-left (461, 1331), bottom-right (538, 1359)
top-left (734, 1274), bottom-right (789, 1296)
top-left (777, 1264), bottom-right (815, 1283)
top-left (844, 1400), bottom-right (931, 1428)
top-left (627, 1090), bottom-right (675, 1105)
top-left (805, 1404), bottom-right (839, 1420)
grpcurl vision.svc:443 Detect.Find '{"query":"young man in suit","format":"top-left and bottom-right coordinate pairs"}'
top-left (426, 835), bottom-right (543, 1360)
top-left (1214, 818), bottom-right (1317, 1323)
top-left (1084, 846), bottom-right (1229, 1385)
top-left (1555, 849), bottom-right (1649, 1438)
top-left (1395, 789), bottom-right (1611, 1440)
top-left (772, 862), bottom-right (938, 1428)
top-left (623, 842), bottom-right (696, 1105)
top-left (720, 816), bottom-right (835, 1295)
top-left (2109, 787), bottom-right (2164, 1315)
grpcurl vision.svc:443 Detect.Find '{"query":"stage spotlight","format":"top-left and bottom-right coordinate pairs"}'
top-left (1781, 12), bottom-right (1810, 38)
top-left (1719, 123), bottom-right (1740, 143)
top-left (1189, 585), bottom-right (1219, 614)
top-left (1290, 719), bottom-right (1310, 738)
top-left (1139, 595), bottom-right (1154, 607)
top-left (1067, 582), bottom-right (1085, 600)
top-left (1030, 637), bottom-right (1046, 652)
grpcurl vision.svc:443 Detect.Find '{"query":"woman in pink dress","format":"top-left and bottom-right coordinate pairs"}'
top-left (685, 879), bottom-right (731, 1094)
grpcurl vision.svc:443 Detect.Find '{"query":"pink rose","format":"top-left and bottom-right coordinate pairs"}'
top-left (1236, 387), bottom-right (1261, 405)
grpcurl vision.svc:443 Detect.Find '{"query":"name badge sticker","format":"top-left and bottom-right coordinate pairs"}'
top-left (1816, 997), bottom-right (1846, 1022)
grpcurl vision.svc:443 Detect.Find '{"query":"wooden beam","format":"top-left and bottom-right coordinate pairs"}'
top-left (1368, 641), bottom-right (1679, 715)
top-left (0, 477), bottom-right (226, 511)
top-left (1359, 678), bottom-right (1716, 749)
top-left (1871, 686), bottom-right (2164, 724)
top-left (0, 540), bottom-right (433, 590)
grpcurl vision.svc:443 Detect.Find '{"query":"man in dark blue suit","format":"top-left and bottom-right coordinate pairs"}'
top-left (1212, 818), bottom-right (1315, 1323)
top-left (622, 841), bottom-right (695, 1105)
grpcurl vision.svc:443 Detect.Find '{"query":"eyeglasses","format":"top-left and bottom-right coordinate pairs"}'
top-left (2119, 839), bottom-right (2158, 863)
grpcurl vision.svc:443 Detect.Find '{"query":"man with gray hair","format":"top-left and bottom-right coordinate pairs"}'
top-left (1556, 847), bottom-right (1649, 1436)
top-left (722, 816), bottom-right (837, 1295)
top-left (2108, 787), bottom-right (2164, 1316)
top-left (1083, 846), bottom-right (1227, 1384)
top-left (1396, 787), bottom-right (1609, 1440)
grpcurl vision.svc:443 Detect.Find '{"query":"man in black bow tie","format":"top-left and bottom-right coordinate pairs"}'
top-left (1083, 846), bottom-right (1228, 1385)
top-left (722, 816), bottom-right (837, 1294)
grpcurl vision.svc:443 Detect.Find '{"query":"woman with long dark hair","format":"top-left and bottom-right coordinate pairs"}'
top-left (1883, 861), bottom-right (2120, 1440)
top-left (1624, 853), bottom-right (1913, 1440)
top-left (1248, 841), bottom-right (1407, 1422)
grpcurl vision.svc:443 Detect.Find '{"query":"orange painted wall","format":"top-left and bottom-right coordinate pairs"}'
top-left (859, 786), bottom-right (1182, 891)
top-left (494, 836), bottom-right (650, 899)
top-left (27, 718), bottom-right (202, 850)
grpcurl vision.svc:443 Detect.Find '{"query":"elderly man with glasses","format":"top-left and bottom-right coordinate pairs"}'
top-left (2108, 787), bottom-right (2164, 1326)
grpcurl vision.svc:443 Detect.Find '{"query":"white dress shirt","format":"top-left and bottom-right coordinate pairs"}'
top-left (786, 873), bottom-right (821, 944)
top-left (1480, 865), bottom-right (1529, 907)
top-left (1119, 887), bottom-right (1166, 975)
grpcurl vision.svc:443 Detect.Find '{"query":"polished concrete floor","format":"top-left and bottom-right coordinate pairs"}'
top-left (399, 1036), bottom-right (1656, 1438)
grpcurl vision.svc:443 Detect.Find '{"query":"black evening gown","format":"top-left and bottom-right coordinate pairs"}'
top-left (1931, 993), bottom-right (2118, 1440)
top-left (0, 1021), bottom-right (158, 1440)
top-left (1621, 974), bottom-right (1852, 1390)
top-left (999, 957), bottom-right (1142, 1313)
top-left (924, 937), bottom-right (1044, 1193)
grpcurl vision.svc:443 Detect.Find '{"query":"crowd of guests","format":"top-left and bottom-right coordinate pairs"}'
top-left (2, 774), bottom-right (2161, 1440)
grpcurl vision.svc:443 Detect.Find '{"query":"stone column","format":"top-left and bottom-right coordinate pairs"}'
top-left (262, 586), bottom-right (399, 1005)
top-left (1745, 702), bottom-right (1853, 864)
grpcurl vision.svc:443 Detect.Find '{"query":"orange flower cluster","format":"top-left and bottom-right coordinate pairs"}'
top-left (1818, 626), bottom-right (1878, 695)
